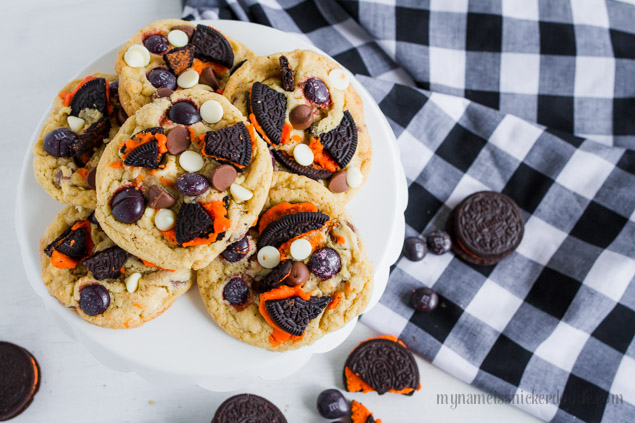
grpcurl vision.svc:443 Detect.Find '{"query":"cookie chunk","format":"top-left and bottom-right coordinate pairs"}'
top-left (32, 73), bottom-right (124, 208)
top-left (95, 89), bottom-right (272, 270)
top-left (197, 172), bottom-right (373, 351)
top-left (115, 19), bottom-right (254, 115)
top-left (223, 50), bottom-right (372, 203)
top-left (39, 206), bottom-right (194, 329)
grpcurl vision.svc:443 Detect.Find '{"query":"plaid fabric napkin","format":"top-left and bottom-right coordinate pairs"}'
top-left (183, 1), bottom-right (635, 422)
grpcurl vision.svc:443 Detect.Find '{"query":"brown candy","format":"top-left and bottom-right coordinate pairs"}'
top-left (116, 107), bottom-right (128, 125)
top-left (166, 126), bottom-right (191, 155)
top-left (153, 87), bottom-right (174, 100)
top-left (86, 167), bottom-right (96, 190)
top-left (172, 25), bottom-right (194, 40)
top-left (199, 67), bottom-right (220, 90)
top-left (210, 164), bottom-right (237, 191)
top-left (286, 261), bottom-right (309, 286)
top-left (147, 185), bottom-right (175, 209)
top-left (328, 170), bottom-right (349, 193)
top-left (289, 105), bottom-right (313, 130)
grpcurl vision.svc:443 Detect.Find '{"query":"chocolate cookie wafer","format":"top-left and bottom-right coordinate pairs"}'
top-left (0, 342), bottom-right (41, 421)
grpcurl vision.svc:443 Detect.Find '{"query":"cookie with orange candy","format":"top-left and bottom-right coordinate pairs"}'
top-left (39, 205), bottom-right (193, 329)
top-left (344, 335), bottom-right (421, 396)
top-left (115, 19), bottom-right (254, 115)
top-left (197, 172), bottom-right (373, 351)
top-left (351, 400), bottom-right (382, 423)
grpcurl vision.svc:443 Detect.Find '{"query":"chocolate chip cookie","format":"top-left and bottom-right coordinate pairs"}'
top-left (223, 50), bottom-right (372, 203)
top-left (197, 172), bottom-right (373, 351)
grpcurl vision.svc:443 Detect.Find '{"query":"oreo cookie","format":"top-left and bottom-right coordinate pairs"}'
top-left (450, 191), bottom-right (524, 266)
top-left (202, 122), bottom-right (252, 170)
top-left (72, 116), bottom-right (111, 166)
top-left (318, 110), bottom-right (358, 168)
top-left (265, 295), bottom-right (331, 336)
top-left (124, 140), bottom-right (163, 169)
top-left (191, 24), bottom-right (234, 68)
top-left (250, 82), bottom-right (286, 145)
top-left (257, 211), bottom-right (329, 249)
top-left (175, 202), bottom-right (214, 244)
top-left (212, 394), bottom-right (287, 423)
top-left (253, 260), bottom-right (292, 293)
top-left (81, 246), bottom-right (128, 280)
top-left (273, 149), bottom-right (333, 180)
top-left (279, 55), bottom-right (294, 92)
top-left (70, 77), bottom-right (108, 116)
top-left (344, 337), bottom-right (420, 396)
top-left (163, 45), bottom-right (195, 75)
top-left (0, 342), bottom-right (40, 421)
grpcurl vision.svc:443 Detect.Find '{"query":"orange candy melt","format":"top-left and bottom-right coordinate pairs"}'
top-left (351, 401), bottom-right (382, 423)
top-left (50, 250), bottom-right (80, 269)
top-left (309, 138), bottom-right (340, 172)
top-left (141, 259), bottom-right (175, 272)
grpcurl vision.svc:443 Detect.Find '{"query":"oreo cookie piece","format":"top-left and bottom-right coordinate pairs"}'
top-left (279, 55), bottom-right (294, 92)
top-left (212, 394), bottom-right (287, 423)
top-left (253, 260), bottom-right (292, 293)
top-left (163, 45), bottom-right (195, 76)
top-left (191, 24), bottom-right (234, 68)
top-left (344, 337), bottom-right (420, 396)
top-left (202, 122), bottom-right (252, 170)
top-left (70, 77), bottom-right (108, 116)
top-left (450, 191), bottom-right (524, 266)
top-left (53, 226), bottom-right (88, 260)
top-left (272, 149), bottom-right (333, 180)
top-left (72, 116), bottom-right (111, 166)
top-left (230, 59), bottom-right (246, 76)
top-left (257, 211), bottom-right (329, 249)
top-left (81, 246), bottom-right (128, 280)
top-left (0, 342), bottom-right (40, 421)
top-left (318, 110), bottom-right (358, 169)
top-left (124, 140), bottom-right (162, 169)
top-left (250, 82), bottom-right (286, 145)
top-left (265, 295), bottom-right (331, 336)
top-left (175, 202), bottom-right (214, 245)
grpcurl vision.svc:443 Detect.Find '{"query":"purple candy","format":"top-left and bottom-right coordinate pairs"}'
top-left (143, 34), bottom-right (169, 54)
top-left (303, 77), bottom-right (330, 105)
top-left (316, 389), bottom-right (349, 419)
top-left (221, 235), bottom-right (250, 262)
top-left (43, 128), bottom-right (77, 157)
top-left (110, 186), bottom-right (146, 224)
top-left (147, 68), bottom-right (177, 90)
top-left (308, 247), bottom-right (341, 280)
top-left (168, 101), bottom-right (201, 125)
top-left (176, 173), bottom-right (210, 196)
top-left (79, 284), bottom-right (110, 315)
top-left (223, 277), bottom-right (250, 306)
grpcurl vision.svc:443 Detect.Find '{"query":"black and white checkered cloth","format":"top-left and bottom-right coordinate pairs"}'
top-left (183, 1), bottom-right (635, 422)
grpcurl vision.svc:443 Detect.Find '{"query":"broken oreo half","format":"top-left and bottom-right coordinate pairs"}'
top-left (175, 202), bottom-right (214, 245)
top-left (318, 110), bottom-right (358, 169)
top-left (272, 149), bottom-right (333, 180)
top-left (81, 246), bottom-right (128, 280)
top-left (253, 260), bottom-right (292, 293)
top-left (71, 116), bottom-right (111, 166)
top-left (70, 77), bottom-right (108, 116)
top-left (265, 295), bottom-right (331, 336)
top-left (191, 24), bottom-right (234, 68)
top-left (163, 45), bottom-right (195, 76)
top-left (250, 82), bottom-right (286, 145)
top-left (202, 122), bottom-right (252, 170)
top-left (257, 211), bottom-right (329, 249)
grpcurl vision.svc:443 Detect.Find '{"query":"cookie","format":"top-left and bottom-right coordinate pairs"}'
top-left (351, 400), bottom-right (382, 423)
top-left (449, 191), bottom-right (524, 266)
top-left (115, 19), bottom-right (254, 115)
top-left (32, 73), bottom-right (124, 208)
top-left (223, 50), bottom-right (372, 203)
top-left (95, 89), bottom-right (272, 270)
top-left (197, 172), bottom-right (373, 351)
top-left (344, 336), bottom-right (421, 396)
top-left (39, 206), bottom-right (194, 329)
top-left (211, 394), bottom-right (287, 423)
top-left (0, 342), bottom-right (40, 421)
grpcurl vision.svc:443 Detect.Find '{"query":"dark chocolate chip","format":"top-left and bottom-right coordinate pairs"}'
top-left (163, 45), bottom-right (195, 76)
top-left (221, 235), bottom-right (250, 262)
top-left (427, 230), bottom-right (451, 255)
top-left (81, 246), bottom-right (128, 280)
top-left (86, 167), bottom-right (96, 189)
top-left (403, 237), bottom-right (426, 261)
top-left (43, 128), bottom-right (76, 157)
top-left (273, 149), bottom-right (333, 180)
top-left (79, 284), bottom-right (110, 316)
top-left (410, 287), bottom-right (438, 312)
top-left (147, 185), bottom-right (175, 209)
top-left (257, 212), bottom-right (329, 249)
top-left (153, 87), bottom-right (174, 100)
top-left (116, 107), bottom-right (128, 125)
top-left (250, 82), bottom-right (286, 145)
top-left (265, 295), bottom-right (330, 336)
top-left (318, 110), bottom-right (358, 169)
top-left (210, 165), bottom-right (237, 191)
top-left (202, 122), bottom-right (252, 170)
top-left (286, 261), bottom-right (309, 286)
top-left (279, 55), bottom-right (294, 92)
top-left (109, 80), bottom-right (119, 102)
top-left (328, 170), bottom-right (349, 193)
top-left (212, 394), bottom-right (287, 423)
top-left (222, 276), bottom-right (250, 306)
top-left (191, 24), bottom-right (234, 68)
top-left (253, 260), bottom-right (293, 293)
top-left (199, 67), bottom-right (219, 90)
top-left (70, 77), bottom-right (108, 116)
top-left (175, 202), bottom-right (213, 244)
top-left (308, 247), bottom-right (341, 280)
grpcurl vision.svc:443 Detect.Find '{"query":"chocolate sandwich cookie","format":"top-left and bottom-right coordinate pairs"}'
top-left (197, 172), bottom-right (373, 351)
top-left (32, 73), bottom-right (124, 208)
top-left (344, 336), bottom-right (421, 396)
top-left (0, 342), bottom-right (40, 421)
top-left (115, 19), bottom-right (254, 115)
top-left (211, 394), bottom-right (287, 423)
top-left (449, 191), bottom-right (524, 266)
top-left (223, 49), bottom-right (372, 203)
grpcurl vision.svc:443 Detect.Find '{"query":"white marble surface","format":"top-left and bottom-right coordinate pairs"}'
top-left (0, 1), bottom-right (543, 421)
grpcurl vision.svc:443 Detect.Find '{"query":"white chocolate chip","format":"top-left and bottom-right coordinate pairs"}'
top-left (75, 206), bottom-right (84, 213)
top-left (67, 116), bottom-right (85, 133)
top-left (144, 207), bottom-right (156, 219)
top-left (346, 166), bottom-right (363, 188)
top-left (258, 246), bottom-right (281, 269)
top-left (290, 238), bottom-right (312, 261)
top-left (230, 183), bottom-right (253, 202)
top-left (293, 144), bottom-right (314, 166)
top-left (126, 272), bottom-right (142, 293)
top-left (124, 50), bottom-right (145, 68)
top-left (167, 30), bottom-right (189, 47)
top-left (154, 208), bottom-right (176, 231)
top-left (329, 69), bottom-right (349, 90)
top-left (177, 69), bottom-right (199, 88)
top-left (179, 151), bottom-right (204, 172)
top-left (200, 100), bottom-right (224, 123)
top-left (127, 44), bottom-right (151, 66)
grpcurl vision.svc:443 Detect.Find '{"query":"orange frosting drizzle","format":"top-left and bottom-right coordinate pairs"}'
top-left (309, 138), bottom-right (340, 172)
top-left (141, 259), bottom-right (175, 272)
top-left (258, 202), bottom-right (317, 234)
top-left (258, 285), bottom-right (311, 346)
top-left (328, 292), bottom-right (343, 310)
top-left (334, 235), bottom-right (346, 245)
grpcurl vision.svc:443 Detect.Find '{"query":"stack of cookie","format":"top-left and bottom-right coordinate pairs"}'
top-left (33, 19), bottom-right (372, 351)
